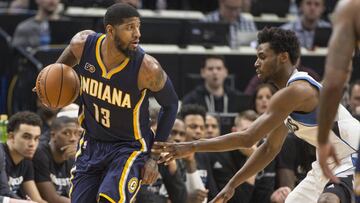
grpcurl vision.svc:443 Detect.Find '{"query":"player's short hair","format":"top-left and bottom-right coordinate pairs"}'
top-left (234, 110), bottom-right (259, 126)
top-left (7, 111), bottom-right (42, 133)
top-left (201, 55), bottom-right (227, 69)
top-left (178, 104), bottom-right (206, 122)
top-left (257, 27), bottom-right (300, 65)
top-left (104, 3), bottom-right (140, 27)
top-left (50, 116), bottom-right (77, 132)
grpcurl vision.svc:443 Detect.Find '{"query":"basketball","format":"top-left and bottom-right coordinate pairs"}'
top-left (35, 63), bottom-right (80, 109)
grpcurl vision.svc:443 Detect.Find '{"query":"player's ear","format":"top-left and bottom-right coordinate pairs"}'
top-left (279, 52), bottom-right (289, 63)
top-left (106, 25), bottom-right (114, 37)
top-left (7, 132), bottom-right (14, 140)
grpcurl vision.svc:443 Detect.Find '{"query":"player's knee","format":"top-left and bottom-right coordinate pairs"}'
top-left (317, 192), bottom-right (340, 203)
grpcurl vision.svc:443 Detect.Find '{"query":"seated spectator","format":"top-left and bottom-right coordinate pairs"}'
top-left (203, 0), bottom-right (257, 48)
top-left (182, 55), bottom-right (247, 114)
top-left (33, 116), bottom-right (82, 203)
top-left (281, 0), bottom-right (331, 50)
top-left (4, 111), bottom-right (47, 202)
top-left (0, 140), bottom-right (37, 203)
top-left (205, 114), bottom-right (220, 139)
top-left (12, 0), bottom-right (61, 49)
top-left (136, 112), bottom-right (187, 203)
top-left (251, 83), bottom-right (277, 115)
top-left (348, 80), bottom-right (360, 119)
top-left (178, 104), bottom-right (218, 202)
top-left (208, 110), bottom-right (258, 203)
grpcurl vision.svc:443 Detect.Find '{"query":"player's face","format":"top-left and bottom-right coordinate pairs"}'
top-left (112, 17), bottom-right (141, 56)
top-left (201, 58), bottom-right (228, 89)
top-left (255, 86), bottom-right (273, 114)
top-left (51, 122), bottom-right (82, 151)
top-left (205, 115), bottom-right (220, 138)
top-left (168, 119), bottom-right (186, 143)
top-left (254, 42), bottom-right (281, 82)
top-left (184, 115), bottom-right (206, 141)
top-left (8, 124), bottom-right (41, 159)
top-left (301, 0), bottom-right (324, 21)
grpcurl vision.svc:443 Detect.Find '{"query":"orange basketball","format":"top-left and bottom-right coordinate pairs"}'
top-left (35, 63), bottom-right (80, 109)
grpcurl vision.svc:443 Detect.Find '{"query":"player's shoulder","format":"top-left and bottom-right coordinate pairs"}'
top-left (139, 54), bottom-right (166, 91)
top-left (70, 30), bottom-right (96, 47)
top-left (140, 54), bottom-right (163, 78)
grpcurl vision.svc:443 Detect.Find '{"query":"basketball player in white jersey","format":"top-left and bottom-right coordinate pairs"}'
top-left (152, 27), bottom-right (360, 203)
top-left (316, 1), bottom-right (360, 202)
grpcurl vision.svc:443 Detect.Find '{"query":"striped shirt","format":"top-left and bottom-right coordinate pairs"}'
top-left (281, 19), bottom-right (332, 49)
top-left (203, 10), bottom-right (257, 48)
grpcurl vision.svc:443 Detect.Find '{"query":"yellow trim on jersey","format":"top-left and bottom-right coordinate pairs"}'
top-left (118, 151), bottom-right (140, 203)
top-left (75, 136), bottom-right (85, 158)
top-left (98, 193), bottom-right (116, 203)
top-left (132, 90), bottom-right (147, 152)
top-left (95, 34), bottom-right (130, 79)
top-left (129, 180), bottom-right (142, 203)
top-left (78, 105), bottom-right (85, 126)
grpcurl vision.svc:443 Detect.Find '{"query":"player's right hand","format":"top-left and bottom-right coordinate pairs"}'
top-left (317, 142), bottom-right (340, 183)
top-left (151, 141), bottom-right (196, 164)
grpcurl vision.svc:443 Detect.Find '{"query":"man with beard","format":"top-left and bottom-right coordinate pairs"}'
top-left (49, 3), bottom-right (178, 203)
top-left (12, 0), bottom-right (61, 48)
top-left (153, 27), bottom-right (360, 203)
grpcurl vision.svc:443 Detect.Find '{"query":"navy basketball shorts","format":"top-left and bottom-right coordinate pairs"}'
top-left (70, 134), bottom-right (148, 203)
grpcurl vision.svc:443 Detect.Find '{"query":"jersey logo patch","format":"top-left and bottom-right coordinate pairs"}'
top-left (84, 63), bottom-right (96, 73)
top-left (286, 118), bottom-right (299, 133)
top-left (128, 177), bottom-right (138, 194)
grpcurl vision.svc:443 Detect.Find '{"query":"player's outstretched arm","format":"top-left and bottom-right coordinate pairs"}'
top-left (210, 124), bottom-right (288, 203)
top-left (153, 82), bottom-right (311, 164)
top-left (317, 0), bottom-right (357, 183)
top-left (56, 30), bottom-right (96, 67)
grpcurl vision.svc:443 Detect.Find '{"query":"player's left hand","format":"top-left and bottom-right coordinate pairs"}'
top-left (141, 157), bottom-right (159, 185)
top-left (317, 142), bottom-right (340, 183)
top-left (209, 184), bottom-right (235, 203)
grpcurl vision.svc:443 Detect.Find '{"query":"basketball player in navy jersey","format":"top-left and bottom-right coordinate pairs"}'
top-left (316, 0), bottom-right (360, 201)
top-left (52, 3), bottom-right (178, 203)
top-left (153, 27), bottom-right (360, 203)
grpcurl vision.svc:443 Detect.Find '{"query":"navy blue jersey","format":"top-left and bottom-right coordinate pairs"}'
top-left (76, 33), bottom-right (151, 147)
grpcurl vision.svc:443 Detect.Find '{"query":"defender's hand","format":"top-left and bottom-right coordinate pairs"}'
top-left (152, 141), bottom-right (196, 165)
top-left (141, 158), bottom-right (159, 185)
top-left (210, 184), bottom-right (235, 203)
top-left (317, 142), bottom-right (340, 183)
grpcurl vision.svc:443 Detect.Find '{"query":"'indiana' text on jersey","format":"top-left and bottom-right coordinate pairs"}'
top-left (76, 33), bottom-right (151, 143)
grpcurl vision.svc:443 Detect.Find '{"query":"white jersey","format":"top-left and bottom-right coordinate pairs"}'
top-left (285, 71), bottom-right (360, 161)
top-left (284, 71), bottom-right (360, 203)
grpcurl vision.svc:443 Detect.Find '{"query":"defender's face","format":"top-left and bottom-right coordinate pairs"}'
top-left (254, 42), bottom-right (279, 81)
top-left (112, 17), bottom-right (141, 55)
top-left (8, 124), bottom-right (41, 159)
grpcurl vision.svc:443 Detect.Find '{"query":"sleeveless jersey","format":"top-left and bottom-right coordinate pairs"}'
top-left (285, 71), bottom-right (360, 162)
top-left (76, 33), bottom-right (150, 149)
